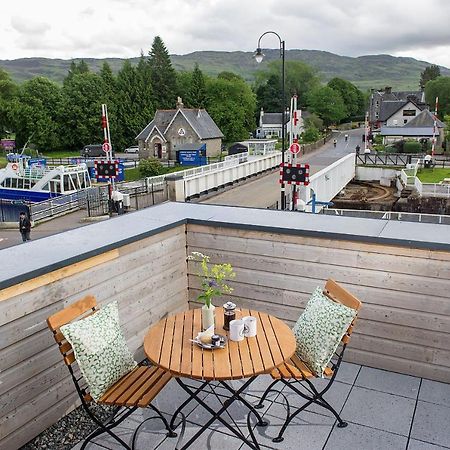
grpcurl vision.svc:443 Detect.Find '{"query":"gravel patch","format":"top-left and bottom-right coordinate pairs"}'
top-left (20, 404), bottom-right (114, 450)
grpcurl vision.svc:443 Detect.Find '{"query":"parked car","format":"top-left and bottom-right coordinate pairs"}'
top-left (124, 145), bottom-right (139, 154)
top-left (81, 144), bottom-right (115, 158)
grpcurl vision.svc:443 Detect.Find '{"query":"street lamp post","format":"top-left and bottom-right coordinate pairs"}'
top-left (255, 31), bottom-right (286, 210)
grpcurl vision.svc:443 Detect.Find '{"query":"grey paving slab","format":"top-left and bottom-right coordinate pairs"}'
top-left (410, 401), bottom-right (450, 448)
top-left (324, 422), bottom-right (408, 450)
top-left (151, 378), bottom-right (208, 417)
top-left (275, 380), bottom-right (352, 419)
top-left (408, 439), bottom-right (450, 450)
top-left (355, 366), bottom-right (420, 399)
top-left (156, 421), bottom-right (243, 450)
top-left (334, 361), bottom-right (361, 385)
top-left (419, 379), bottom-right (450, 407)
top-left (254, 402), bottom-right (335, 450)
top-left (341, 386), bottom-right (415, 436)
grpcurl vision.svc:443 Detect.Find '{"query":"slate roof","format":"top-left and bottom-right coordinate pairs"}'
top-left (404, 109), bottom-right (445, 128)
top-left (136, 109), bottom-right (223, 141)
top-left (261, 112), bottom-right (290, 125)
top-left (394, 91), bottom-right (424, 102)
top-left (378, 100), bottom-right (407, 121)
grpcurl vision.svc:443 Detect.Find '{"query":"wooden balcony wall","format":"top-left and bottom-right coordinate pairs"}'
top-left (187, 224), bottom-right (450, 384)
top-left (0, 225), bottom-right (188, 450)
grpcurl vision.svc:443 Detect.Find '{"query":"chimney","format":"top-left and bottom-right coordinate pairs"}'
top-left (384, 86), bottom-right (392, 94)
top-left (197, 110), bottom-right (202, 118)
top-left (176, 96), bottom-right (184, 109)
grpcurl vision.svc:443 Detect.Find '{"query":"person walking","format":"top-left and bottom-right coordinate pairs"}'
top-left (19, 212), bottom-right (31, 242)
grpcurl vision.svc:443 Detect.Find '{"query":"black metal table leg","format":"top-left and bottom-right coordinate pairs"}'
top-left (173, 377), bottom-right (263, 450)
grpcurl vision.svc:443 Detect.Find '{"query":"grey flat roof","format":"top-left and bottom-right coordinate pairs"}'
top-left (380, 127), bottom-right (435, 136)
top-left (1, 202), bottom-right (450, 290)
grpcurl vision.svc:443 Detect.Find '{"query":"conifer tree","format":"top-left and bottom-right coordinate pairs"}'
top-left (189, 63), bottom-right (206, 108)
top-left (99, 62), bottom-right (118, 147)
top-left (148, 36), bottom-right (177, 109)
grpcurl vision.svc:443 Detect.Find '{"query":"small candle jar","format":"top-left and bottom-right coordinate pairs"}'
top-left (223, 301), bottom-right (236, 331)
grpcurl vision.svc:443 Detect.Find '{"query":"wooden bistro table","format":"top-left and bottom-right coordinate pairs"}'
top-left (144, 307), bottom-right (296, 450)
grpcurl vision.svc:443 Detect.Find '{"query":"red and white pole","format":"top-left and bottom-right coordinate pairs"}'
top-left (101, 104), bottom-right (115, 192)
top-left (431, 97), bottom-right (439, 157)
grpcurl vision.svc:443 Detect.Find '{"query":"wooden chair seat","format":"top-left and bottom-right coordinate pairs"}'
top-left (100, 365), bottom-right (172, 408)
top-left (270, 354), bottom-right (333, 380)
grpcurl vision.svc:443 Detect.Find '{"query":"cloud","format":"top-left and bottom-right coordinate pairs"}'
top-left (1, 0), bottom-right (450, 67)
top-left (10, 16), bottom-right (50, 35)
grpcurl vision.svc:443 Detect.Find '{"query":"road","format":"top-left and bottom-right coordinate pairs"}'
top-left (201, 129), bottom-right (362, 208)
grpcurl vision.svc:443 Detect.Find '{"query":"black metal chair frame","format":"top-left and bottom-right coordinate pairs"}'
top-left (66, 360), bottom-right (178, 450)
top-left (48, 298), bottom-right (183, 450)
top-left (256, 342), bottom-right (349, 443)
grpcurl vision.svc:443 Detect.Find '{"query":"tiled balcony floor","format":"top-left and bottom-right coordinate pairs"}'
top-left (72, 363), bottom-right (450, 450)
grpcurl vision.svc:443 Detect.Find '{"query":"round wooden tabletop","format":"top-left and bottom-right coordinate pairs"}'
top-left (144, 307), bottom-right (296, 381)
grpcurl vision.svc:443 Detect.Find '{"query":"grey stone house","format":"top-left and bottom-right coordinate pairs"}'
top-left (136, 99), bottom-right (224, 160)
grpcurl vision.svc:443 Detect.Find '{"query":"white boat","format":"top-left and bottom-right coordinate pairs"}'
top-left (0, 158), bottom-right (91, 202)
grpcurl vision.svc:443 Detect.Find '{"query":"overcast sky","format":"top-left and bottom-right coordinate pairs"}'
top-left (1, 0), bottom-right (450, 67)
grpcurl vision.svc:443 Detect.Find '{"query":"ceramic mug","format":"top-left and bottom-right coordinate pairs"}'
top-left (229, 319), bottom-right (245, 341)
top-left (242, 316), bottom-right (257, 337)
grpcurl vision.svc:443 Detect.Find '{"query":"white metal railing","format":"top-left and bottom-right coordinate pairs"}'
top-left (183, 152), bottom-right (281, 199)
top-left (30, 192), bottom-right (81, 222)
top-left (322, 208), bottom-right (450, 224)
top-left (224, 152), bottom-right (249, 163)
top-left (419, 182), bottom-right (450, 197)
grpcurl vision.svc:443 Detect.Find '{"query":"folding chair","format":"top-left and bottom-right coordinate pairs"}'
top-left (255, 279), bottom-right (362, 443)
top-left (47, 296), bottom-right (179, 450)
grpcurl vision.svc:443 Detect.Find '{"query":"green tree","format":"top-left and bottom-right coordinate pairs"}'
top-left (148, 36), bottom-right (177, 109)
top-left (64, 60), bottom-right (90, 85)
top-left (0, 68), bottom-right (18, 138)
top-left (139, 157), bottom-right (166, 177)
top-left (176, 71), bottom-right (193, 107)
top-left (190, 63), bottom-right (207, 108)
top-left (255, 61), bottom-right (320, 111)
top-left (206, 75), bottom-right (256, 142)
top-left (327, 77), bottom-right (365, 119)
top-left (420, 65), bottom-right (441, 89)
top-left (61, 73), bottom-right (105, 151)
top-left (115, 60), bottom-right (154, 150)
top-left (304, 112), bottom-right (323, 131)
top-left (10, 77), bottom-right (63, 151)
top-left (307, 85), bottom-right (346, 126)
top-left (99, 62), bottom-right (118, 144)
top-left (425, 76), bottom-right (450, 118)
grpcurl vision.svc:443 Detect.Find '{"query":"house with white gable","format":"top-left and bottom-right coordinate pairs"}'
top-left (136, 98), bottom-right (224, 161)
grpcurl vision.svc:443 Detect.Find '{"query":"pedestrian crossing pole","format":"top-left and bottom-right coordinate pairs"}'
top-left (364, 111), bottom-right (369, 153)
top-left (101, 104), bottom-right (115, 209)
top-left (431, 97), bottom-right (439, 157)
top-left (289, 94), bottom-right (301, 210)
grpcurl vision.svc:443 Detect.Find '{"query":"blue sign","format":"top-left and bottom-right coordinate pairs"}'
top-left (177, 149), bottom-right (207, 166)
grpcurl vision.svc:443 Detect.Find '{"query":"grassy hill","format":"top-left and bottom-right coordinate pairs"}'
top-left (1, 50), bottom-right (449, 90)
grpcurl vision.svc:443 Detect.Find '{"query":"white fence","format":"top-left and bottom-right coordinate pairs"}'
top-left (30, 192), bottom-right (80, 222)
top-left (183, 152), bottom-right (281, 199)
top-left (298, 153), bottom-right (356, 212)
top-left (321, 208), bottom-right (450, 225)
top-left (415, 177), bottom-right (450, 197)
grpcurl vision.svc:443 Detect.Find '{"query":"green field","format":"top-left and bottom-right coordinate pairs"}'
top-left (417, 168), bottom-right (450, 183)
top-left (124, 164), bottom-right (195, 182)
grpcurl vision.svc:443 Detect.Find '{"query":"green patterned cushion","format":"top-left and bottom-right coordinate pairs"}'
top-left (60, 301), bottom-right (137, 401)
top-left (292, 287), bottom-right (357, 377)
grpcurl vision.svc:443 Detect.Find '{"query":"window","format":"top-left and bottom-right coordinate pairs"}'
top-left (403, 110), bottom-right (416, 117)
